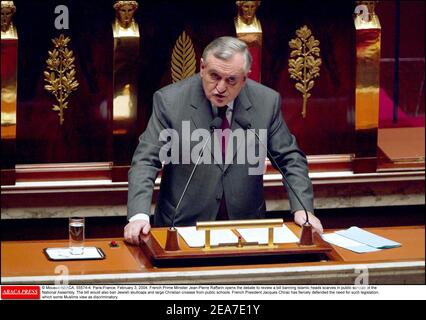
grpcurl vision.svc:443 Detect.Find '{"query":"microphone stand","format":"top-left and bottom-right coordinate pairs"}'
top-left (238, 119), bottom-right (314, 246)
top-left (165, 118), bottom-right (222, 251)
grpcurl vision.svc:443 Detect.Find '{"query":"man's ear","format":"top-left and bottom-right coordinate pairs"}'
top-left (243, 70), bottom-right (250, 82)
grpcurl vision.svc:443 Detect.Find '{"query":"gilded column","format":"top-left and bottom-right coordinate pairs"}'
top-left (353, 1), bottom-right (381, 173)
top-left (1, 1), bottom-right (18, 184)
top-left (112, 0), bottom-right (140, 170)
top-left (234, 1), bottom-right (262, 82)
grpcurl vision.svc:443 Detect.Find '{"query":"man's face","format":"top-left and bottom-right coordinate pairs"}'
top-left (1, 7), bottom-right (14, 32)
top-left (240, 1), bottom-right (258, 25)
top-left (200, 53), bottom-right (247, 108)
top-left (116, 4), bottom-right (136, 28)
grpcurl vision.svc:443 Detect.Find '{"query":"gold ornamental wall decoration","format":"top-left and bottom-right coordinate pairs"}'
top-left (288, 25), bottom-right (322, 118)
top-left (171, 31), bottom-right (196, 83)
top-left (44, 34), bottom-right (79, 125)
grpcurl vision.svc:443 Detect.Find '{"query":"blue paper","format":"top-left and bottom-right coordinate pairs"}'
top-left (336, 227), bottom-right (401, 249)
top-left (322, 233), bottom-right (381, 253)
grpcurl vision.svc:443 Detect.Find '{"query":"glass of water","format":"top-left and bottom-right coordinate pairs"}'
top-left (69, 217), bottom-right (85, 255)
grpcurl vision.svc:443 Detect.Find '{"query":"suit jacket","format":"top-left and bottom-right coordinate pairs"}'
top-left (127, 74), bottom-right (314, 227)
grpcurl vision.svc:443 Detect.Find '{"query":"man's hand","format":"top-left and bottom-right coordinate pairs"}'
top-left (124, 220), bottom-right (151, 245)
top-left (293, 210), bottom-right (323, 234)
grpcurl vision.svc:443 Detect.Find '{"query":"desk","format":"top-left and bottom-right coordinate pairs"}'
top-left (1, 224), bottom-right (424, 285)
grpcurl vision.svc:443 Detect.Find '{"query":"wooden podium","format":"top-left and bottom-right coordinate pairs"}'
top-left (1, 224), bottom-right (424, 284)
top-left (140, 222), bottom-right (338, 267)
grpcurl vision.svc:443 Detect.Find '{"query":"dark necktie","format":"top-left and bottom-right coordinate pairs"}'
top-left (218, 106), bottom-right (230, 163)
top-left (217, 106), bottom-right (230, 220)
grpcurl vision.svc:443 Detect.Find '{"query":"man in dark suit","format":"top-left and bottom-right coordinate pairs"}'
top-left (125, 36), bottom-right (322, 245)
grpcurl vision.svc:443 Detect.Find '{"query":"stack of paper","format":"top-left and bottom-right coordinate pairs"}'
top-left (176, 227), bottom-right (238, 247)
top-left (236, 224), bottom-right (299, 244)
top-left (322, 226), bottom-right (401, 253)
top-left (321, 233), bottom-right (380, 253)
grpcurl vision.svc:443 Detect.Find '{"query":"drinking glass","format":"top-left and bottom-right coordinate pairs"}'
top-left (69, 217), bottom-right (85, 255)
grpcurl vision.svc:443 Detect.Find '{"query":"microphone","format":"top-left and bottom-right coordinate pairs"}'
top-left (172, 116), bottom-right (222, 228)
top-left (165, 117), bottom-right (223, 251)
top-left (235, 116), bottom-right (314, 245)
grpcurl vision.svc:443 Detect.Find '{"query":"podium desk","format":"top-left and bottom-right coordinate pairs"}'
top-left (1, 224), bottom-right (424, 285)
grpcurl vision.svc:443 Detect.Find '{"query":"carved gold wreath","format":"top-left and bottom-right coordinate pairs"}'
top-left (44, 34), bottom-right (79, 125)
top-left (171, 31), bottom-right (196, 83)
top-left (288, 25), bottom-right (321, 118)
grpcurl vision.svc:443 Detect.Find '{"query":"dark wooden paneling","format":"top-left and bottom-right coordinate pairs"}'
top-left (377, 0), bottom-right (425, 125)
top-left (260, 1), bottom-right (356, 155)
top-left (15, 162), bottom-right (112, 182)
top-left (0, 216), bottom-right (128, 241)
top-left (1, 169), bottom-right (16, 186)
top-left (1, 186), bottom-right (129, 208)
top-left (15, 0), bottom-right (113, 164)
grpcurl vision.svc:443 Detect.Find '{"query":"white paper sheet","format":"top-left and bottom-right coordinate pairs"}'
top-left (44, 247), bottom-right (104, 260)
top-left (177, 226), bottom-right (238, 247)
top-left (336, 226), bottom-right (401, 249)
top-left (322, 233), bottom-right (381, 253)
top-left (236, 224), bottom-right (299, 244)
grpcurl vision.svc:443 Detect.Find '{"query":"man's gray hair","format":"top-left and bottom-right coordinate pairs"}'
top-left (202, 36), bottom-right (252, 74)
